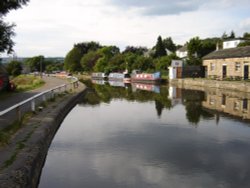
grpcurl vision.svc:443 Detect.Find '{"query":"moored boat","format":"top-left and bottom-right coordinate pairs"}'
top-left (131, 70), bottom-right (161, 84)
top-left (108, 71), bottom-right (131, 83)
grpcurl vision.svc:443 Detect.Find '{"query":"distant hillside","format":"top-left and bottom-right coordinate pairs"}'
top-left (0, 57), bottom-right (64, 64)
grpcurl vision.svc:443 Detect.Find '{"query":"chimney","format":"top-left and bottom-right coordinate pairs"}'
top-left (216, 42), bottom-right (219, 51)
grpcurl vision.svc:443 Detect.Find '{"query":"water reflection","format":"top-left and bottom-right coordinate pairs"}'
top-left (83, 80), bottom-right (250, 123)
top-left (39, 81), bottom-right (250, 188)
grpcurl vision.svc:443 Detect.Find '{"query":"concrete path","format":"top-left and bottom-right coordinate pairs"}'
top-left (0, 76), bottom-right (68, 112)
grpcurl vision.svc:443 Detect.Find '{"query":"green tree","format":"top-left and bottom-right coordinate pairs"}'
top-left (162, 37), bottom-right (176, 52)
top-left (229, 30), bottom-right (236, 39)
top-left (64, 47), bottom-right (83, 72)
top-left (238, 41), bottom-right (250, 47)
top-left (80, 50), bottom-right (100, 72)
top-left (187, 37), bottom-right (202, 65)
top-left (0, 0), bottom-right (29, 54)
top-left (155, 54), bottom-right (178, 72)
top-left (64, 41), bottom-right (101, 72)
top-left (243, 32), bottom-right (250, 39)
top-left (94, 46), bottom-right (120, 72)
top-left (6, 60), bottom-right (22, 76)
top-left (122, 46), bottom-right (147, 55)
top-left (25, 55), bottom-right (45, 72)
top-left (155, 36), bottom-right (166, 58)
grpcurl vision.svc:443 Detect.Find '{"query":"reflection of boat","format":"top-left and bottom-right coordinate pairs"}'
top-left (131, 70), bottom-right (161, 83)
top-left (132, 83), bottom-right (160, 93)
top-left (91, 72), bottom-right (107, 80)
top-left (108, 80), bottom-right (125, 87)
top-left (92, 79), bottom-right (106, 85)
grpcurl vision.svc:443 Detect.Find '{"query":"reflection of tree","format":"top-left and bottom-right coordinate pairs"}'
top-left (79, 80), bottom-right (173, 116)
top-left (79, 89), bottom-right (101, 106)
top-left (182, 89), bottom-right (205, 125)
top-left (155, 100), bottom-right (164, 117)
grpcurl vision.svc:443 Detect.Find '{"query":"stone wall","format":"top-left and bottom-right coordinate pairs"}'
top-left (0, 84), bottom-right (86, 188)
top-left (170, 78), bottom-right (250, 93)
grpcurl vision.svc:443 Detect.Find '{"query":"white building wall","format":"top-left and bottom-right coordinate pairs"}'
top-left (223, 40), bottom-right (245, 49)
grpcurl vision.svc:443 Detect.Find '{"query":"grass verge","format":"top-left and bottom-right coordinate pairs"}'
top-left (11, 75), bottom-right (45, 92)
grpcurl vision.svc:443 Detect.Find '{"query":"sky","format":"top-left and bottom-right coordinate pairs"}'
top-left (2, 0), bottom-right (250, 57)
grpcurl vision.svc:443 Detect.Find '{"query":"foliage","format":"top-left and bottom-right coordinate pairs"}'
top-left (186, 37), bottom-right (218, 65)
top-left (162, 37), bottom-right (176, 53)
top-left (80, 50), bottom-right (101, 72)
top-left (6, 60), bottom-right (22, 76)
top-left (238, 41), bottom-right (250, 47)
top-left (0, 0), bottom-right (29, 15)
top-left (11, 75), bottom-right (44, 91)
top-left (64, 41), bottom-right (101, 72)
top-left (0, 0), bottom-right (29, 54)
top-left (154, 36), bottom-right (166, 58)
top-left (45, 61), bottom-right (63, 73)
top-left (94, 46), bottom-right (120, 72)
top-left (64, 47), bottom-right (83, 72)
top-left (25, 55), bottom-right (45, 72)
top-left (243, 32), bottom-right (250, 39)
top-left (154, 54), bottom-right (177, 71)
top-left (122, 46), bottom-right (148, 55)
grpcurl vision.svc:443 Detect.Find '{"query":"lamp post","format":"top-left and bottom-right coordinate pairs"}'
top-left (40, 59), bottom-right (42, 78)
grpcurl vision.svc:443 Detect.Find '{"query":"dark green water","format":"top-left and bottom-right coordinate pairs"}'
top-left (39, 82), bottom-right (250, 188)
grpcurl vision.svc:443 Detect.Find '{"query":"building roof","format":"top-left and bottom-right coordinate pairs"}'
top-left (203, 46), bottom-right (250, 60)
top-left (177, 46), bottom-right (187, 52)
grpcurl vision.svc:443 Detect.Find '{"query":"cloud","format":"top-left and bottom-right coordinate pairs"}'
top-left (109, 0), bottom-right (203, 15)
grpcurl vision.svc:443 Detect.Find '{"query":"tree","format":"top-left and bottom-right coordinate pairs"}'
top-left (64, 47), bottom-right (83, 72)
top-left (0, 0), bottom-right (29, 15)
top-left (122, 46), bottom-right (148, 55)
top-left (94, 46), bottom-right (120, 72)
top-left (0, 20), bottom-right (15, 54)
top-left (64, 41), bottom-right (101, 72)
top-left (6, 60), bottom-right (22, 76)
top-left (25, 55), bottom-right (45, 72)
top-left (238, 41), bottom-right (250, 47)
top-left (229, 30), bottom-right (235, 39)
top-left (243, 32), bottom-right (250, 39)
top-left (155, 36), bottom-right (166, 58)
top-left (80, 50), bottom-right (100, 72)
top-left (162, 37), bottom-right (176, 52)
top-left (0, 0), bottom-right (29, 54)
top-left (187, 37), bottom-right (202, 65)
top-left (154, 54), bottom-right (179, 72)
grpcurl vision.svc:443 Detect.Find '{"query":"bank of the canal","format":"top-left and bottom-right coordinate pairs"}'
top-left (170, 78), bottom-right (250, 93)
top-left (0, 83), bottom-right (86, 188)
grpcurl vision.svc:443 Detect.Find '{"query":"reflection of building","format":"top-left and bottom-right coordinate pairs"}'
top-left (168, 86), bottom-right (182, 106)
top-left (202, 91), bottom-right (250, 120)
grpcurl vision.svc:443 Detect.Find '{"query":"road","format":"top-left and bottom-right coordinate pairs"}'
top-left (0, 76), bottom-right (68, 112)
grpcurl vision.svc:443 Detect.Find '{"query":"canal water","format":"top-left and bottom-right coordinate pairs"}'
top-left (39, 81), bottom-right (250, 188)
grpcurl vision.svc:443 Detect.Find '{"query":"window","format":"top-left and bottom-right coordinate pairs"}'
top-left (235, 62), bottom-right (241, 71)
top-left (210, 63), bottom-right (215, 71)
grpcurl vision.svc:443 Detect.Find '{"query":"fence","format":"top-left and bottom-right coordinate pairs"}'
top-left (0, 77), bottom-right (79, 130)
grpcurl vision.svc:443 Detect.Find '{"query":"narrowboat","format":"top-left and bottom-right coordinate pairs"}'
top-left (108, 72), bottom-right (131, 83)
top-left (91, 72), bottom-right (107, 80)
top-left (0, 64), bottom-right (9, 92)
top-left (131, 70), bottom-right (161, 84)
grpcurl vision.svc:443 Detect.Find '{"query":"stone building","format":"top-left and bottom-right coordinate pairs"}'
top-left (203, 46), bottom-right (250, 80)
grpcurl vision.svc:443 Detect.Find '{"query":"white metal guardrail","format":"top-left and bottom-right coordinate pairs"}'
top-left (0, 77), bottom-right (79, 124)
